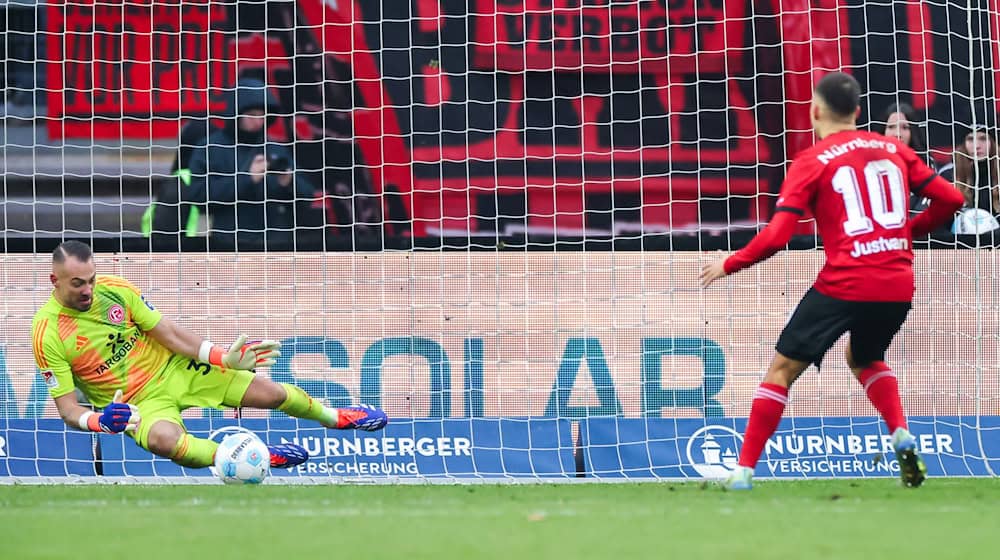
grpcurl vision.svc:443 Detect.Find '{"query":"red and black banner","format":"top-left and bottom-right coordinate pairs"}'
top-left (472, 0), bottom-right (747, 75)
top-left (46, 0), bottom-right (232, 139)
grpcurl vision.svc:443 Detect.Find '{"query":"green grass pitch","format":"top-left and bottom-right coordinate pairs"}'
top-left (1, 479), bottom-right (997, 559)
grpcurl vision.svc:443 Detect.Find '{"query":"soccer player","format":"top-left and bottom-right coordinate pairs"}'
top-left (699, 72), bottom-right (964, 490)
top-left (32, 240), bottom-right (388, 471)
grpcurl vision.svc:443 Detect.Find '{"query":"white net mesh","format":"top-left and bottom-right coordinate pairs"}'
top-left (1, 0), bottom-right (998, 481)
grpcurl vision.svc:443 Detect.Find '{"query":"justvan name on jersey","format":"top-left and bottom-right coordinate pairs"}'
top-left (817, 137), bottom-right (898, 165)
top-left (849, 236), bottom-right (909, 258)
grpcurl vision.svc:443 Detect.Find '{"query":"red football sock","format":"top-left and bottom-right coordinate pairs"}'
top-left (857, 361), bottom-right (907, 433)
top-left (737, 383), bottom-right (788, 469)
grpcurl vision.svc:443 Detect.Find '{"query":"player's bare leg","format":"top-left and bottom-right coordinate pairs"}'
top-left (846, 346), bottom-right (926, 488)
top-left (726, 352), bottom-right (810, 490)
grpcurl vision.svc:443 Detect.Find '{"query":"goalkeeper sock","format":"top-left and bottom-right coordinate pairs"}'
top-left (737, 383), bottom-right (788, 468)
top-left (169, 433), bottom-right (219, 468)
top-left (278, 383), bottom-right (338, 428)
top-left (857, 361), bottom-right (907, 433)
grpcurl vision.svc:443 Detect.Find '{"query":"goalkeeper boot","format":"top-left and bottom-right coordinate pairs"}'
top-left (724, 466), bottom-right (754, 491)
top-left (335, 404), bottom-right (388, 431)
top-left (891, 428), bottom-right (927, 488)
top-left (268, 443), bottom-right (310, 469)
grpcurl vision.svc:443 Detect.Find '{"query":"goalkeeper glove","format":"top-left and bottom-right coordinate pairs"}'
top-left (79, 390), bottom-right (140, 433)
top-left (199, 334), bottom-right (281, 370)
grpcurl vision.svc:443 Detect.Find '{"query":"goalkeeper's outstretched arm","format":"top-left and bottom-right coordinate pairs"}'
top-left (147, 316), bottom-right (207, 360)
top-left (148, 317), bottom-right (281, 370)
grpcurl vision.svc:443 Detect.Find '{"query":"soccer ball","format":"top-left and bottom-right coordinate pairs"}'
top-left (213, 432), bottom-right (270, 485)
top-left (953, 208), bottom-right (1000, 235)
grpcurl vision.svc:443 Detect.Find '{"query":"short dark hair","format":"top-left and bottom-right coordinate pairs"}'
top-left (816, 72), bottom-right (861, 118)
top-left (53, 240), bottom-right (93, 264)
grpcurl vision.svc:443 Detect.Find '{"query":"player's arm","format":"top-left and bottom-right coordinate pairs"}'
top-left (699, 211), bottom-right (799, 287)
top-left (34, 320), bottom-right (137, 434)
top-left (52, 391), bottom-right (138, 434)
top-left (900, 146), bottom-right (964, 236)
top-left (122, 280), bottom-right (281, 370)
top-left (700, 159), bottom-right (817, 288)
top-left (146, 315), bottom-right (210, 361)
top-left (147, 316), bottom-right (281, 370)
top-left (909, 175), bottom-right (964, 237)
top-left (52, 392), bottom-right (93, 428)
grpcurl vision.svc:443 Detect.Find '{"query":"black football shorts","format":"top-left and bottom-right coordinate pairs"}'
top-left (775, 287), bottom-right (911, 367)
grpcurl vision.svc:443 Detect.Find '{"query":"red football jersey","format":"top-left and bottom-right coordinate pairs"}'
top-left (776, 130), bottom-right (938, 302)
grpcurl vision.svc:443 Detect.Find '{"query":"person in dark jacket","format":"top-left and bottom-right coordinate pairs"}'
top-left (187, 78), bottom-right (323, 250)
top-left (142, 119), bottom-right (213, 249)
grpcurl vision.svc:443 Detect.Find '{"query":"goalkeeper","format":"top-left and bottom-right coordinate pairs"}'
top-left (31, 241), bottom-right (387, 470)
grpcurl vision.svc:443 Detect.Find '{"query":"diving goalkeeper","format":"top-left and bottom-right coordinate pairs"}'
top-left (31, 240), bottom-right (387, 470)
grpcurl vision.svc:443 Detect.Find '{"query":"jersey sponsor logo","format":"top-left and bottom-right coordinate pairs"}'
top-left (685, 425), bottom-right (743, 478)
top-left (40, 369), bottom-right (59, 389)
top-left (95, 332), bottom-right (141, 376)
top-left (849, 236), bottom-right (909, 258)
top-left (141, 295), bottom-right (155, 311)
top-left (106, 332), bottom-right (126, 353)
top-left (107, 304), bottom-right (125, 324)
top-left (816, 137), bottom-right (897, 165)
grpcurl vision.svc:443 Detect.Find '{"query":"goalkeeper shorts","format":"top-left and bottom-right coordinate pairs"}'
top-left (128, 355), bottom-right (256, 450)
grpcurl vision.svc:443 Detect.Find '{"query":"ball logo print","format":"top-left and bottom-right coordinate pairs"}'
top-left (107, 304), bottom-right (125, 324)
top-left (246, 450), bottom-right (263, 467)
top-left (685, 425), bottom-right (743, 478)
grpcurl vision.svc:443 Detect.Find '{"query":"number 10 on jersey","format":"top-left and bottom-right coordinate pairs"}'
top-left (833, 159), bottom-right (907, 236)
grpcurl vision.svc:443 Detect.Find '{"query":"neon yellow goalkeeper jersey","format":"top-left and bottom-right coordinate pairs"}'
top-left (31, 275), bottom-right (170, 407)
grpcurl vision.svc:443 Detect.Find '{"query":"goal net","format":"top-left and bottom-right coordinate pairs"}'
top-left (1, 0), bottom-right (997, 481)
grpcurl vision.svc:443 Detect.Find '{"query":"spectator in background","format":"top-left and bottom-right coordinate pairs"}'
top-left (270, 4), bottom-right (386, 243)
top-left (950, 124), bottom-right (1000, 236)
top-left (877, 103), bottom-right (931, 161)
top-left (142, 119), bottom-right (212, 249)
top-left (875, 102), bottom-right (953, 236)
top-left (186, 78), bottom-right (324, 250)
